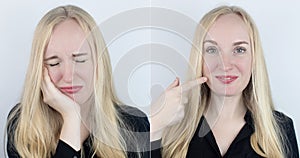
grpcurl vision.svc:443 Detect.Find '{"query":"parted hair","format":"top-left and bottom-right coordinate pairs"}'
top-left (6, 5), bottom-right (139, 158)
top-left (161, 5), bottom-right (287, 158)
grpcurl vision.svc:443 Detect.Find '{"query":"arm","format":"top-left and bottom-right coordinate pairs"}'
top-left (150, 77), bottom-right (207, 141)
top-left (42, 68), bottom-right (82, 151)
top-left (6, 105), bottom-right (82, 158)
top-left (7, 67), bottom-right (82, 158)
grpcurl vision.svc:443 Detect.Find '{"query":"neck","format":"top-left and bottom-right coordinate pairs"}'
top-left (80, 122), bottom-right (90, 143)
top-left (80, 95), bottom-right (94, 122)
top-left (79, 96), bottom-right (94, 143)
top-left (205, 92), bottom-right (247, 124)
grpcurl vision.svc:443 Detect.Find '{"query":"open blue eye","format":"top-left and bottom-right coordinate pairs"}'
top-left (205, 46), bottom-right (218, 54)
top-left (234, 47), bottom-right (247, 54)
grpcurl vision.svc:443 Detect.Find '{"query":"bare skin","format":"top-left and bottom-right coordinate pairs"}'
top-left (150, 77), bottom-right (207, 141)
top-left (202, 13), bottom-right (252, 156)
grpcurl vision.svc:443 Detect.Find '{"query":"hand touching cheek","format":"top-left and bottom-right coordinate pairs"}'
top-left (150, 77), bottom-right (207, 141)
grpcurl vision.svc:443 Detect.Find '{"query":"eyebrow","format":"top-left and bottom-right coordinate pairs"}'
top-left (233, 41), bottom-right (249, 46)
top-left (44, 56), bottom-right (59, 61)
top-left (73, 53), bottom-right (88, 57)
top-left (203, 40), bottom-right (249, 46)
top-left (203, 40), bottom-right (217, 45)
top-left (44, 53), bottom-right (88, 61)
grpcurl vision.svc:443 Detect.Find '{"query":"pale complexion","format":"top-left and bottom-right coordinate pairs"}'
top-left (42, 19), bottom-right (94, 151)
top-left (203, 13), bottom-right (252, 156)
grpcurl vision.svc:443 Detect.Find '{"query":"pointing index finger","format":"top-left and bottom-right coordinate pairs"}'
top-left (181, 77), bottom-right (207, 92)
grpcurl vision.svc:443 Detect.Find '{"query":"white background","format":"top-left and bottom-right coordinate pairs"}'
top-left (0, 0), bottom-right (299, 155)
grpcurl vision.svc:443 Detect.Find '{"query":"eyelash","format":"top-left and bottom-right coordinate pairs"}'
top-left (205, 46), bottom-right (218, 54)
top-left (205, 46), bottom-right (247, 55)
top-left (234, 47), bottom-right (247, 54)
top-left (47, 59), bottom-right (87, 67)
top-left (49, 63), bottom-right (59, 67)
top-left (75, 59), bottom-right (87, 63)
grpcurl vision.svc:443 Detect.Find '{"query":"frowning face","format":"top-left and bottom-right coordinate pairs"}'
top-left (44, 19), bottom-right (94, 105)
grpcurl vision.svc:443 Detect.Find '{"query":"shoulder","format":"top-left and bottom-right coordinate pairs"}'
top-left (273, 110), bottom-right (296, 135)
top-left (273, 110), bottom-right (299, 157)
top-left (6, 104), bottom-right (21, 157)
top-left (116, 105), bottom-right (150, 132)
top-left (116, 105), bottom-right (150, 157)
top-left (7, 103), bottom-right (21, 132)
top-left (273, 110), bottom-right (294, 128)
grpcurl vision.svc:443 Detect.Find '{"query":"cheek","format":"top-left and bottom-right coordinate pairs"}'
top-left (84, 69), bottom-right (94, 84)
top-left (47, 68), bottom-right (62, 84)
top-left (236, 58), bottom-right (252, 76)
top-left (76, 63), bottom-right (94, 84)
top-left (202, 57), bottom-right (218, 77)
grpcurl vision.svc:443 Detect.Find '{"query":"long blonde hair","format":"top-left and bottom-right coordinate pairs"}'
top-left (6, 5), bottom-right (138, 158)
top-left (161, 6), bottom-right (287, 158)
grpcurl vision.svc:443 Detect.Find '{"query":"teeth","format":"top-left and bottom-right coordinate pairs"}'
top-left (217, 76), bottom-right (236, 80)
top-left (219, 77), bottom-right (232, 80)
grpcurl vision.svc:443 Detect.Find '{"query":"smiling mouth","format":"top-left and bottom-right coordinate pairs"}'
top-left (215, 75), bottom-right (238, 84)
top-left (60, 86), bottom-right (83, 94)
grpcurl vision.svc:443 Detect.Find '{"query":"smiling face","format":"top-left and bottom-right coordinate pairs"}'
top-left (44, 19), bottom-right (94, 105)
top-left (202, 13), bottom-right (252, 97)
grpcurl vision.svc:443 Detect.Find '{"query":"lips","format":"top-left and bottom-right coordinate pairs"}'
top-left (60, 86), bottom-right (83, 94)
top-left (215, 75), bottom-right (238, 84)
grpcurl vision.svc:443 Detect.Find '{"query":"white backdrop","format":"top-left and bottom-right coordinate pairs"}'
top-left (0, 0), bottom-right (299, 155)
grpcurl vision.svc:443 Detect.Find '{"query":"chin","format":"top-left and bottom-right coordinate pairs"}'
top-left (72, 95), bottom-right (84, 104)
top-left (212, 88), bottom-right (241, 97)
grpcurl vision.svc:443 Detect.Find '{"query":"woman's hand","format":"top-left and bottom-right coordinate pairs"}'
top-left (41, 68), bottom-right (80, 117)
top-left (150, 77), bottom-right (207, 141)
top-left (41, 68), bottom-right (81, 151)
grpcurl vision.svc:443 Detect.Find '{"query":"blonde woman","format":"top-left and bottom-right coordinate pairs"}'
top-left (150, 6), bottom-right (298, 158)
top-left (6, 5), bottom-right (149, 158)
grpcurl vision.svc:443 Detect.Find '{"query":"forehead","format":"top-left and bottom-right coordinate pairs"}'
top-left (205, 13), bottom-right (250, 43)
top-left (45, 19), bottom-right (90, 56)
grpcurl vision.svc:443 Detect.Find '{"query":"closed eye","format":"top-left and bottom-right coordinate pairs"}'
top-left (44, 60), bottom-right (60, 67)
top-left (73, 53), bottom-right (88, 63)
top-left (74, 56), bottom-right (88, 63)
top-left (49, 63), bottom-right (60, 67)
top-left (75, 59), bottom-right (87, 63)
top-left (44, 55), bottom-right (60, 67)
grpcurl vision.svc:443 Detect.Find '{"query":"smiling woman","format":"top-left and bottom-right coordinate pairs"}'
top-left (202, 13), bottom-right (252, 97)
top-left (150, 5), bottom-right (298, 158)
top-left (5, 5), bottom-right (149, 158)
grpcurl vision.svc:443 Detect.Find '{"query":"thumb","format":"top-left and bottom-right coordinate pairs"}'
top-left (167, 77), bottom-right (180, 90)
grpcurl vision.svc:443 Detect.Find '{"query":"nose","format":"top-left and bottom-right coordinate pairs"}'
top-left (62, 61), bottom-right (74, 83)
top-left (219, 53), bottom-right (233, 72)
